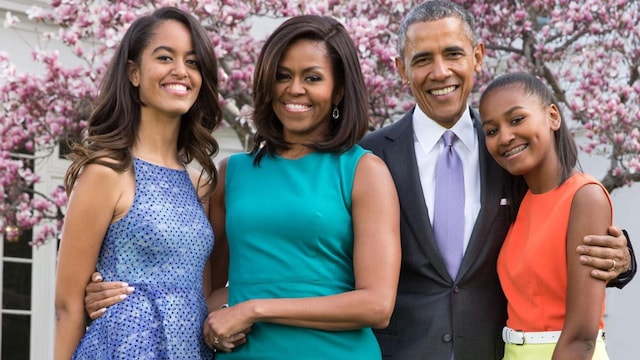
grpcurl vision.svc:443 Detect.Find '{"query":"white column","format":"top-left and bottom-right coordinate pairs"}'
top-left (30, 240), bottom-right (57, 360)
top-left (31, 144), bottom-right (68, 360)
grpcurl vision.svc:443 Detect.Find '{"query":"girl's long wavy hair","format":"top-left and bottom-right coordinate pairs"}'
top-left (64, 7), bottom-right (222, 198)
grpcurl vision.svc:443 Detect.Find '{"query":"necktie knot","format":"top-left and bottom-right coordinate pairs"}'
top-left (442, 130), bottom-right (456, 147)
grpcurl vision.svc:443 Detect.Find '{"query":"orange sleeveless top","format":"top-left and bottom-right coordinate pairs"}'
top-left (497, 173), bottom-right (611, 331)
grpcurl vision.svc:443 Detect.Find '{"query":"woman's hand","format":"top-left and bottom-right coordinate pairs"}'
top-left (84, 272), bottom-right (134, 320)
top-left (203, 304), bottom-right (251, 352)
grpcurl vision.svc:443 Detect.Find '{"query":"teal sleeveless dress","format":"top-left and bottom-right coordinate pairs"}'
top-left (219, 145), bottom-right (382, 359)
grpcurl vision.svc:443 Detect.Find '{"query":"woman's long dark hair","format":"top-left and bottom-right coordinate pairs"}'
top-left (251, 15), bottom-right (369, 165)
top-left (65, 7), bottom-right (222, 197)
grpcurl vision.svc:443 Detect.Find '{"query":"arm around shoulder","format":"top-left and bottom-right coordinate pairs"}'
top-left (607, 229), bottom-right (636, 289)
top-left (579, 225), bottom-right (637, 285)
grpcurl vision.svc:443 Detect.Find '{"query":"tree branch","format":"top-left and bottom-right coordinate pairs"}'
top-left (484, 44), bottom-right (523, 55)
top-left (547, 28), bottom-right (589, 53)
top-left (600, 171), bottom-right (640, 193)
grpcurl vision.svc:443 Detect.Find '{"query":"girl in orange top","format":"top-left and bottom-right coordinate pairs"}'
top-left (480, 72), bottom-right (611, 360)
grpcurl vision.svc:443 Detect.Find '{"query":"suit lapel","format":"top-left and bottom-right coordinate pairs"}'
top-left (456, 110), bottom-right (507, 279)
top-left (382, 111), bottom-right (452, 279)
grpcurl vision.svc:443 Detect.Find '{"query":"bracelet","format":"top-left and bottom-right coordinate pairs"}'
top-left (219, 303), bottom-right (229, 309)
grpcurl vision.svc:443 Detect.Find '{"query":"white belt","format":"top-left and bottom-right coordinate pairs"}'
top-left (502, 327), bottom-right (605, 345)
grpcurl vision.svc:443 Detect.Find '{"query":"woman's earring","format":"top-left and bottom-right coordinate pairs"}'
top-left (332, 106), bottom-right (340, 120)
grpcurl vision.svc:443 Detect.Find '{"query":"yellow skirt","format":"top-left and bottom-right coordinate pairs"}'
top-left (503, 340), bottom-right (609, 360)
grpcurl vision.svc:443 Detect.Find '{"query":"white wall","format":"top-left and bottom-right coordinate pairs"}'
top-left (31, 149), bottom-right (66, 360)
top-left (578, 148), bottom-right (640, 358)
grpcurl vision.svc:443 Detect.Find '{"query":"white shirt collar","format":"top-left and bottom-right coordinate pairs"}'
top-left (412, 105), bottom-right (475, 153)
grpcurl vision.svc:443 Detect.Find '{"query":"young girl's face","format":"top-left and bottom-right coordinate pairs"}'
top-left (128, 20), bottom-right (202, 121)
top-left (480, 85), bottom-right (561, 177)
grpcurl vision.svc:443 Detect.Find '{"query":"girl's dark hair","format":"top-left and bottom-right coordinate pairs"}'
top-left (480, 72), bottom-right (578, 184)
top-left (251, 15), bottom-right (369, 165)
top-left (64, 7), bottom-right (222, 196)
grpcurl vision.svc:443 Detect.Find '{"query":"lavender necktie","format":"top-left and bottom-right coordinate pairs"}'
top-left (433, 130), bottom-right (465, 279)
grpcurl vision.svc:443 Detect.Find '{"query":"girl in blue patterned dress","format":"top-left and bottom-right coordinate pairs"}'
top-left (54, 7), bottom-right (221, 359)
top-left (202, 15), bottom-right (402, 359)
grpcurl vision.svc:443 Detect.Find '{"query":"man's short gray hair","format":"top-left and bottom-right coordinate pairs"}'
top-left (397, 0), bottom-right (478, 59)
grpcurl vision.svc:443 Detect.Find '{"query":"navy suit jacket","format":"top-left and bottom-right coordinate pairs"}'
top-left (359, 108), bottom-right (520, 360)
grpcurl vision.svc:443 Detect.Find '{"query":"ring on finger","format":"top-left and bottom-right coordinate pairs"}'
top-left (609, 259), bottom-right (616, 272)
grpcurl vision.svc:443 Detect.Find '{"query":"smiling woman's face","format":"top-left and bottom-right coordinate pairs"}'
top-left (271, 39), bottom-right (340, 144)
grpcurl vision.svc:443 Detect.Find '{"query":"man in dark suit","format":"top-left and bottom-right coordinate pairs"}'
top-left (359, 1), bottom-right (635, 359)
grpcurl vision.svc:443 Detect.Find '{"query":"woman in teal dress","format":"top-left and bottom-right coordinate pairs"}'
top-left (203, 15), bottom-right (401, 359)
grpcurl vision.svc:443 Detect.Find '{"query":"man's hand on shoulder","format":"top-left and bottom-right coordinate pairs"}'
top-left (577, 226), bottom-right (636, 287)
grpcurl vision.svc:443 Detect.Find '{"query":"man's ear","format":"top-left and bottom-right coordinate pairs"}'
top-left (473, 42), bottom-right (485, 74)
top-left (128, 60), bottom-right (140, 87)
top-left (395, 57), bottom-right (409, 86)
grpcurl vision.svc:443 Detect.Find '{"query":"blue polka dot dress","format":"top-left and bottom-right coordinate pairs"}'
top-left (72, 158), bottom-right (214, 359)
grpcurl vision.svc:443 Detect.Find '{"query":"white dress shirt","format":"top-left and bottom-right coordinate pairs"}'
top-left (413, 105), bottom-right (481, 253)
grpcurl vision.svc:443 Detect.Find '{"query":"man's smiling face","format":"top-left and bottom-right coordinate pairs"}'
top-left (396, 16), bottom-right (484, 128)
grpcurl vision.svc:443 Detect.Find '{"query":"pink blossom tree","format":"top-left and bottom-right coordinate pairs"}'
top-left (1, 0), bottom-right (638, 246)
top-left (463, 0), bottom-right (640, 191)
